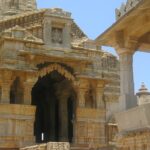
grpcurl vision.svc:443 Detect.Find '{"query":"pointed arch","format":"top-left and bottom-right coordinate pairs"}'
top-left (38, 63), bottom-right (75, 81)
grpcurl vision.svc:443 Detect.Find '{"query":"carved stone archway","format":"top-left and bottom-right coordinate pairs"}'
top-left (32, 63), bottom-right (76, 143)
top-left (38, 63), bottom-right (75, 81)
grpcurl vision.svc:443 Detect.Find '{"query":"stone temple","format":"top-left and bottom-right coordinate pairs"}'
top-left (0, 0), bottom-right (120, 149)
top-left (0, 0), bottom-right (149, 150)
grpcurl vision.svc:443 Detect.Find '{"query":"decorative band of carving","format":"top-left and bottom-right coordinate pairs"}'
top-left (38, 63), bottom-right (75, 81)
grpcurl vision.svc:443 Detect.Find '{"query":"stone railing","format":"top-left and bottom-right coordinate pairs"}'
top-left (20, 142), bottom-right (70, 150)
top-left (116, 0), bottom-right (142, 20)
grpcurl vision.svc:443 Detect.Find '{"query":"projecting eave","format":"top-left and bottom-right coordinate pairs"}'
top-left (95, 0), bottom-right (150, 52)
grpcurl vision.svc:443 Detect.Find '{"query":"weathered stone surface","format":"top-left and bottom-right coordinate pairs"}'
top-left (115, 103), bottom-right (150, 133)
top-left (0, 104), bottom-right (36, 149)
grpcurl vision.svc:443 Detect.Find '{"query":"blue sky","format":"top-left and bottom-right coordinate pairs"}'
top-left (37, 0), bottom-right (150, 92)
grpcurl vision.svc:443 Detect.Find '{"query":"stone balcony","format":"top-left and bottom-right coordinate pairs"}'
top-left (115, 103), bottom-right (150, 133)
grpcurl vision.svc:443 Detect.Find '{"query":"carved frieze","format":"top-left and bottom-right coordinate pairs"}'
top-left (47, 142), bottom-right (70, 150)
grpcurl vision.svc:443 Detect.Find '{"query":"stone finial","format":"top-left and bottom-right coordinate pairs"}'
top-left (115, 0), bottom-right (142, 20)
top-left (136, 82), bottom-right (150, 105)
top-left (137, 82), bottom-right (150, 95)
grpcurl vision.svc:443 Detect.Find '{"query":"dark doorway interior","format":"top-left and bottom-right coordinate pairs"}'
top-left (10, 77), bottom-right (23, 104)
top-left (32, 71), bottom-right (75, 143)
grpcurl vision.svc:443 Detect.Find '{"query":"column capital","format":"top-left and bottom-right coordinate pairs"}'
top-left (96, 80), bottom-right (107, 89)
top-left (74, 78), bottom-right (89, 90)
top-left (115, 30), bottom-right (138, 54)
top-left (116, 47), bottom-right (135, 56)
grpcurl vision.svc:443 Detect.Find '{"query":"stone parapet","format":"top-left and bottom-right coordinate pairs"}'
top-left (116, 0), bottom-right (142, 20)
top-left (115, 103), bottom-right (150, 133)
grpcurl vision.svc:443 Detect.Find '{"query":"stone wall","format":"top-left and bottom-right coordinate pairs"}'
top-left (117, 131), bottom-right (150, 150)
top-left (0, 104), bottom-right (36, 149)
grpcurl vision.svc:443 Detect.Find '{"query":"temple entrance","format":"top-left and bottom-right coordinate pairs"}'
top-left (32, 70), bottom-right (76, 143)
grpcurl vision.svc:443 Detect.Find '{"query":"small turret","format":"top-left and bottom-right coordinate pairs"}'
top-left (136, 82), bottom-right (150, 105)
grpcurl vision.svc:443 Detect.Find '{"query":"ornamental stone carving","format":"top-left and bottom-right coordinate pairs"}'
top-left (52, 28), bottom-right (63, 44)
top-left (116, 0), bottom-right (142, 20)
top-left (38, 64), bottom-right (75, 81)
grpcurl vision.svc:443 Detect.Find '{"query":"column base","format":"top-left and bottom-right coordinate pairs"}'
top-left (59, 137), bottom-right (69, 142)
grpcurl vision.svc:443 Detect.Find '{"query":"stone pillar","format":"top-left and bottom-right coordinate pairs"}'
top-left (43, 16), bottom-right (52, 46)
top-left (23, 81), bottom-right (35, 105)
top-left (59, 95), bottom-right (69, 142)
top-left (63, 23), bottom-right (71, 48)
top-left (1, 81), bottom-right (12, 104)
top-left (23, 75), bottom-right (37, 105)
top-left (118, 50), bottom-right (136, 109)
top-left (95, 82), bottom-right (105, 109)
top-left (77, 89), bottom-right (87, 107)
top-left (0, 71), bottom-right (13, 104)
top-left (75, 79), bottom-right (89, 108)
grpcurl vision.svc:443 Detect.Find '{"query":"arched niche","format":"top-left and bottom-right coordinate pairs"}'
top-left (10, 77), bottom-right (23, 104)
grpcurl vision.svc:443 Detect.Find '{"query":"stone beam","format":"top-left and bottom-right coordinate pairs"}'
top-left (125, 13), bottom-right (150, 38)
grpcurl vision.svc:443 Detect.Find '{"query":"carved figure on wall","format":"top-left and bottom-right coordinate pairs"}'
top-left (51, 27), bottom-right (63, 44)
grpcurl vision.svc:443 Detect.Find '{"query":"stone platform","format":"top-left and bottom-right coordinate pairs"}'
top-left (20, 142), bottom-right (70, 150)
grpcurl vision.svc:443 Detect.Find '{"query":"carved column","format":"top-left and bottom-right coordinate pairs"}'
top-left (23, 76), bottom-right (37, 105)
top-left (23, 82), bottom-right (34, 105)
top-left (95, 81), bottom-right (105, 109)
top-left (117, 50), bottom-right (136, 110)
top-left (77, 89), bottom-right (87, 107)
top-left (43, 14), bottom-right (52, 45)
top-left (1, 71), bottom-right (13, 104)
top-left (63, 22), bottom-right (71, 48)
top-left (59, 95), bottom-right (69, 142)
top-left (75, 79), bottom-right (89, 108)
top-left (1, 81), bottom-right (12, 104)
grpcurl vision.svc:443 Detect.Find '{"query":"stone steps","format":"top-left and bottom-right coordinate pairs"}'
top-left (71, 144), bottom-right (90, 150)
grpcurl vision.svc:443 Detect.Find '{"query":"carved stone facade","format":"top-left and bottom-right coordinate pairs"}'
top-left (0, 0), bottom-right (120, 150)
